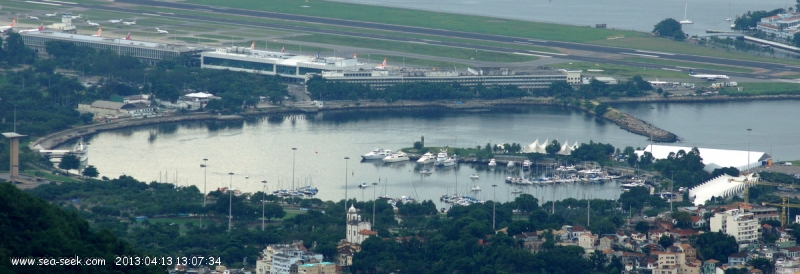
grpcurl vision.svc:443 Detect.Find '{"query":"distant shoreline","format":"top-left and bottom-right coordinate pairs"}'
top-left (29, 94), bottom-right (800, 151)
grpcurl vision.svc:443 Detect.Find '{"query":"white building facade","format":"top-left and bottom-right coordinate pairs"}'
top-left (709, 209), bottom-right (759, 245)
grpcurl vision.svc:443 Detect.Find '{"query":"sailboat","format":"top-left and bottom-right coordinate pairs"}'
top-left (679, 3), bottom-right (693, 24)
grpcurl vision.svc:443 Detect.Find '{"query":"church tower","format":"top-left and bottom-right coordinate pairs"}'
top-left (345, 205), bottom-right (373, 244)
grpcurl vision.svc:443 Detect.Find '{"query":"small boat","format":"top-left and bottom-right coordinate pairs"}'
top-left (383, 151), bottom-right (410, 163)
top-left (469, 174), bottom-right (479, 179)
top-left (416, 152), bottom-right (435, 164)
top-left (471, 185), bottom-right (481, 191)
top-left (420, 168), bottom-right (433, 174)
top-left (362, 148), bottom-right (393, 160)
top-left (507, 161), bottom-right (515, 168)
top-left (358, 182), bottom-right (369, 188)
top-left (439, 156), bottom-right (457, 167)
top-left (522, 160), bottom-right (531, 170)
top-left (435, 149), bottom-right (449, 165)
top-left (488, 159), bottom-right (497, 167)
top-left (511, 189), bottom-right (522, 194)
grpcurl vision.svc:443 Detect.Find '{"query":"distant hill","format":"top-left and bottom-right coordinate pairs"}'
top-left (0, 182), bottom-right (163, 274)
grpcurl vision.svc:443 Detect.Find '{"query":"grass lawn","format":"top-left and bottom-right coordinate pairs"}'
top-left (723, 82), bottom-right (800, 96)
top-left (190, 0), bottom-right (640, 43)
top-left (548, 62), bottom-right (692, 79)
top-left (285, 34), bottom-right (537, 63)
top-left (21, 170), bottom-right (81, 183)
top-left (622, 57), bottom-right (754, 73)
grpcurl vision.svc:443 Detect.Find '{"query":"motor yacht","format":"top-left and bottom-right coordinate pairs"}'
top-left (469, 174), bottom-right (479, 179)
top-left (435, 149), bottom-right (449, 165)
top-left (416, 151), bottom-right (435, 164)
top-left (507, 161), bottom-right (515, 168)
top-left (362, 148), bottom-right (392, 160)
top-left (522, 160), bottom-right (531, 170)
top-left (358, 182), bottom-right (370, 188)
top-left (383, 151), bottom-right (410, 163)
top-left (420, 168), bottom-right (433, 175)
top-left (439, 156), bottom-right (457, 167)
top-left (488, 159), bottom-right (497, 167)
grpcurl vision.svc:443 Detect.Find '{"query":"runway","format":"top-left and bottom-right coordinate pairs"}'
top-left (54, 0), bottom-right (793, 78)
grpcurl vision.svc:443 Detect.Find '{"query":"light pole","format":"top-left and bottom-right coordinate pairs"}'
top-left (372, 182), bottom-right (378, 227)
top-left (344, 156), bottom-right (350, 213)
top-left (292, 147), bottom-right (297, 206)
top-left (747, 128), bottom-right (752, 175)
top-left (201, 158), bottom-right (208, 207)
top-left (492, 184), bottom-right (497, 230)
top-left (245, 175), bottom-right (249, 192)
top-left (262, 180), bottom-right (267, 231)
top-left (650, 106), bottom-right (655, 153)
top-left (228, 172), bottom-right (234, 233)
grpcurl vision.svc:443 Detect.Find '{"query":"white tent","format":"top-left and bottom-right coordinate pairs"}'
top-left (557, 139), bottom-right (573, 155)
top-left (689, 173), bottom-right (758, 206)
top-left (635, 145), bottom-right (769, 172)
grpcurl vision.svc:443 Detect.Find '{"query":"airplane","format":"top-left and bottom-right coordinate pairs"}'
top-left (25, 14), bottom-right (40, 20)
top-left (250, 41), bottom-right (255, 50)
top-left (70, 14), bottom-right (83, 19)
top-left (374, 58), bottom-right (388, 70)
top-left (45, 12), bottom-right (58, 17)
top-left (108, 19), bottom-right (123, 24)
top-left (18, 23), bottom-right (44, 33)
top-left (91, 27), bottom-right (102, 37)
top-left (0, 18), bottom-right (16, 33)
top-left (280, 46), bottom-right (285, 53)
top-left (125, 32), bottom-right (131, 40)
top-left (122, 20), bottom-right (136, 25)
top-left (156, 27), bottom-right (168, 34)
top-left (688, 69), bottom-right (729, 81)
top-left (86, 20), bottom-right (100, 27)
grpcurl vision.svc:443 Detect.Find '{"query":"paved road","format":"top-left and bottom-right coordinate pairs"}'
top-left (55, 0), bottom-right (789, 79)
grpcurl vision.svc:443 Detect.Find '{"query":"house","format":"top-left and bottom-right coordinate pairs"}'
top-left (578, 233), bottom-right (597, 250)
top-left (514, 232), bottom-right (544, 253)
top-left (649, 229), bottom-right (668, 241)
top-left (728, 252), bottom-right (749, 266)
top-left (691, 216), bottom-right (707, 228)
top-left (776, 259), bottom-right (800, 274)
top-left (297, 262), bottom-right (337, 274)
top-left (783, 246), bottom-right (800, 258)
top-left (702, 259), bottom-right (720, 274)
top-left (678, 244), bottom-right (697, 261)
top-left (598, 235), bottom-right (617, 251)
top-left (631, 232), bottom-right (647, 242)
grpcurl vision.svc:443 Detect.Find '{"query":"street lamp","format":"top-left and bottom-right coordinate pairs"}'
top-left (245, 175), bottom-right (249, 192)
top-left (344, 156), bottom-right (350, 213)
top-left (201, 158), bottom-right (208, 207)
top-left (262, 180), bottom-right (267, 231)
top-left (492, 184), bottom-right (497, 230)
top-left (747, 128), bottom-right (752, 175)
top-left (650, 106), bottom-right (655, 154)
top-left (228, 172), bottom-right (234, 233)
top-left (372, 182), bottom-right (378, 227)
top-left (292, 147), bottom-right (297, 206)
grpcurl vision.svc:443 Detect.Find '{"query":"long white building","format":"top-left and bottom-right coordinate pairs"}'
top-left (636, 145), bottom-right (770, 172)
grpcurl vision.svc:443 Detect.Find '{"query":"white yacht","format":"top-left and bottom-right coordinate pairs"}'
top-left (358, 182), bottom-right (369, 188)
top-left (522, 160), bottom-right (531, 170)
top-left (416, 152), bottom-right (435, 164)
top-left (435, 149), bottom-right (449, 165)
top-left (440, 156), bottom-right (457, 167)
top-left (420, 168), bottom-right (433, 174)
top-left (73, 137), bottom-right (89, 163)
top-left (488, 159), bottom-right (497, 167)
top-left (507, 161), bottom-right (515, 168)
top-left (383, 151), bottom-right (410, 163)
top-left (511, 189), bottom-right (522, 194)
top-left (362, 148), bottom-right (392, 160)
top-left (471, 185), bottom-right (481, 191)
top-left (469, 174), bottom-right (479, 179)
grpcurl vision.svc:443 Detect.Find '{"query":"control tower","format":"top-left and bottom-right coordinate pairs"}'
top-left (2, 132), bottom-right (27, 183)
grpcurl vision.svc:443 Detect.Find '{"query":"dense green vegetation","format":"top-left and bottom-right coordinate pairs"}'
top-left (653, 18), bottom-right (686, 41)
top-left (733, 9), bottom-right (786, 30)
top-left (0, 183), bottom-right (162, 273)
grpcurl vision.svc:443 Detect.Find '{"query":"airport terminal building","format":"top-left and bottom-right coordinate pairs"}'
top-left (200, 47), bottom-right (373, 82)
top-left (21, 31), bottom-right (197, 64)
top-left (317, 69), bottom-right (581, 90)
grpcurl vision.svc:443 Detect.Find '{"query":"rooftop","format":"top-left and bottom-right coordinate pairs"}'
top-left (22, 31), bottom-right (192, 52)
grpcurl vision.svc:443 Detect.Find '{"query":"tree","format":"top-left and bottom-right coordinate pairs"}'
top-left (711, 167), bottom-right (740, 178)
top-left (594, 103), bottom-right (609, 117)
top-left (694, 232), bottom-right (739, 261)
top-left (81, 165), bottom-right (99, 178)
top-left (659, 235), bottom-right (674, 249)
top-left (672, 211), bottom-right (693, 228)
top-left (264, 203), bottom-right (286, 221)
top-left (545, 140), bottom-right (561, 155)
top-left (749, 257), bottom-right (774, 274)
top-left (514, 194), bottom-right (539, 213)
top-left (58, 154), bottom-right (81, 170)
top-left (635, 221), bottom-right (650, 234)
top-left (653, 18), bottom-right (684, 41)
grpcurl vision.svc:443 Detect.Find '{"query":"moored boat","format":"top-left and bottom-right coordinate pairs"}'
top-left (416, 151), bottom-right (435, 164)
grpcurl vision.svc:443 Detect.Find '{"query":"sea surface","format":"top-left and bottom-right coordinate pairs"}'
top-left (330, 0), bottom-right (791, 34)
top-left (73, 100), bottom-right (800, 207)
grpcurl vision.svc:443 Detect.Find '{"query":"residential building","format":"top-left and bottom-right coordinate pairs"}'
top-left (728, 252), bottom-right (749, 266)
top-left (702, 259), bottom-right (720, 274)
top-left (297, 262), bottom-right (337, 274)
top-left (598, 235), bottom-right (617, 251)
top-left (254, 241), bottom-right (324, 274)
top-left (749, 206), bottom-right (780, 223)
top-left (776, 260), bottom-right (800, 274)
top-left (578, 233), bottom-right (597, 250)
top-left (709, 209), bottom-right (759, 244)
top-left (783, 246), bottom-right (800, 258)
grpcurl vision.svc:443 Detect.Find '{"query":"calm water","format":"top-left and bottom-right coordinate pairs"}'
top-left (333, 0), bottom-right (791, 34)
top-left (74, 101), bottom-right (800, 206)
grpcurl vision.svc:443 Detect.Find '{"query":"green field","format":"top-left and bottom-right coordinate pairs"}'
top-left (598, 37), bottom-right (800, 66)
top-left (285, 34), bottom-right (537, 63)
top-left (622, 57), bottom-right (754, 73)
top-left (549, 62), bottom-right (692, 79)
top-left (725, 82), bottom-right (800, 96)
top-left (21, 170), bottom-right (81, 183)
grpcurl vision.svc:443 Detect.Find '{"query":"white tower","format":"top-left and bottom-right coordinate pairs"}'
top-left (345, 205), bottom-right (373, 244)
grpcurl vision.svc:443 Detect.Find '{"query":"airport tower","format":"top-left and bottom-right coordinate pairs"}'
top-left (2, 132), bottom-right (26, 183)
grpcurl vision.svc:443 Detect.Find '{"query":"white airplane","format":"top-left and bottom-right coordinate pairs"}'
top-left (125, 32), bottom-right (131, 40)
top-left (374, 58), bottom-right (388, 70)
top-left (91, 27), bottom-right (102, 37)
top-left (156, 27), bottom-right (168, 34)
top-left (108, 19), bottom-right (123, 24)
top-left (0, 18), bottom-right (16, 33)
top-left (70, 14), bottom-right (83, 19)
top-left (18, 23), bottom-right (44, 33)
top-left (122, 20), bottom-right (136, 25)
top-left (689, 69), bottom-right (729, 80)
top-left (26, 14), bottom-right (40, 20)
top-left (45, 12), bottom-right (58, 17)
top-left (86, 20), bottom-right (100, 27)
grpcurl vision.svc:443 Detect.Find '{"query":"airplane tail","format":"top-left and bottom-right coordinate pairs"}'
top-left (281, 46), bottom-right (285, 53)
top-left (381, 58), bottom-right (387, 67)
top-left (689, 69), bottom-right (695, 75)
top-left (11, 18), bottom-right (16, 27)
top-left (250, 41), bottom-right (255, 50)
top-left (316, 52), bottom-right (320, 58)
top-left (38, 23), bottom-right (43, 31)
top-left (94, 27), bottom-right (102, 36)
top-left (125, 32), bottom-right (131, 40)
top-left (353, 53), bottom-right (357, 58)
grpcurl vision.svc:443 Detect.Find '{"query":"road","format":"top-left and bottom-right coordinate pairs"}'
top-left (50, 0), bottom-right (793, 78)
